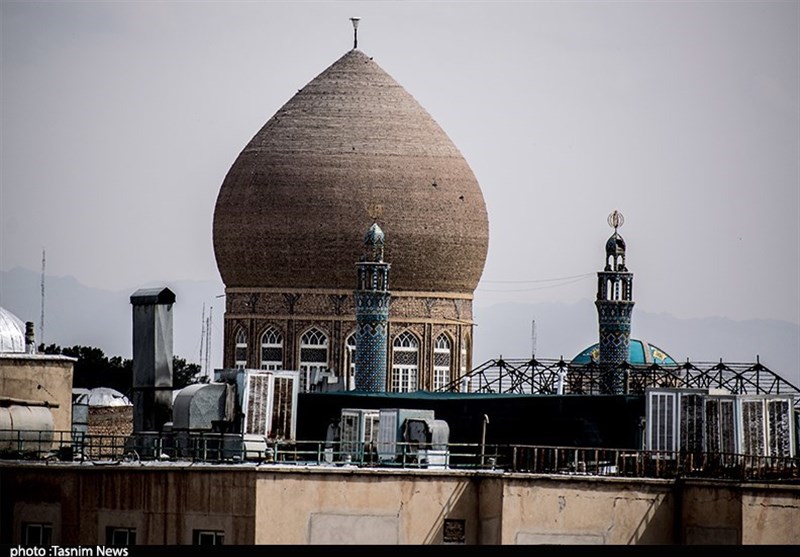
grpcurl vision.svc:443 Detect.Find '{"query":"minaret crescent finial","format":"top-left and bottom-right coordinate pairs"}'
top-left (607, 210), bottom-right (624, 232)
top-left (350, 17), bottom-right (361, 49)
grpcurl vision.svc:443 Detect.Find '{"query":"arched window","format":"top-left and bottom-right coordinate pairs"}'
top-left (460, 336), bottom-right (470, 392)
top-left (299, 327), bottom-right (329, 393)
top-left (433, 333), bottom-right (452, 391)
top-left (234, 327), bottom-right (248, 369)
top-left (260, 326), bottom-right (283, 370)
top-left (345, 333), bottom-right (356, 391)
top-left (391, 331), bottom-right (419, 393)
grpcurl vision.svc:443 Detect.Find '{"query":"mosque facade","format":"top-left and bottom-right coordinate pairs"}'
top-left (213, 48), bottom-right (489, 393)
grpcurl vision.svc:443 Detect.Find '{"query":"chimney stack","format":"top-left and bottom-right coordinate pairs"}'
top-left (130, 287), bottom-right (176, 433)
top-left (25, 321), bottom-right (36, 354)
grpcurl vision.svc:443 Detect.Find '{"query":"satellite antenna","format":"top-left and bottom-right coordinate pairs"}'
top-left (350, 17), bottom-right (360, 49)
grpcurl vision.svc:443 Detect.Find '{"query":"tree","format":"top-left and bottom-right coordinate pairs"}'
top-left (39, 343), bottom-right (204, 395)
top-left (173, 356), bottom-right (205, 389)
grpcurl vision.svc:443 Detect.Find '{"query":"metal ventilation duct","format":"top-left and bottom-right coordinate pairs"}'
top-left (172, 383), bottom-right (233, 431)
top-left (130, 287), bottom-right (175, 433)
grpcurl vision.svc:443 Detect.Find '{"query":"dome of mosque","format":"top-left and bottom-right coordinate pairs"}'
top-left (213, 49), bottom-right (489, 293)
top-left (606, 233), bottom-right (626, 256)
top-left (73, 387), bottom-right (132, 408)
top-left (0, 306), bottom-right (26, 353)
top-left (364, 222), bottom-right (385, 247)
top-left (570, 338), bottom-right (678, 367)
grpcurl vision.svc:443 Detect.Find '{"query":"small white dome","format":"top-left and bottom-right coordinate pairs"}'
top-left (0, 306), bottom-right (26, 353)
top-left (77, 387), bottom-right (132, 407)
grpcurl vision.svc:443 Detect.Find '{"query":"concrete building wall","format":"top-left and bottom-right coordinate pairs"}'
top-left (680, 481), bottom-right (800, 545)
top-left (0, 354), bottom-right (75, 434)
top-left (3, 467), bottom-right (257, 545)
top-left (1, 463), bottom-right (798, 545)
top-left (255, 469), bottom-right (480, 544)
top-left (741, 489), bottom-right (800, 545)
top-left (498, 477), bottom-right (675, 544)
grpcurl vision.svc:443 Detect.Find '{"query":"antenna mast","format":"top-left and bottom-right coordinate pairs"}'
top-left (200, 303), bottom-right (206, 372)
top-left (205, 307), bottom-right (212, 380)
top-left (40, 248), bottom-right (45, 347)
top-left (531, 319), bottom-right (536, 357)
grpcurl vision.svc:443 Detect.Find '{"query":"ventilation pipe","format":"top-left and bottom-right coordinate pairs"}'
top-left (24, 321), bottom-right (36, 354)
top-left (130, 287), bottom-right (175, 433)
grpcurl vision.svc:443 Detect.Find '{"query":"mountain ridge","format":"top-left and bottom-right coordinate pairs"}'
top-left (2, 267), bottom-right (797, 386)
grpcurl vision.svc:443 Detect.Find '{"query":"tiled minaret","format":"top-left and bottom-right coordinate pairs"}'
top-left (595, 211), bottom-right (635, 394)
top-left (354, 222), bottom-right (391, 391)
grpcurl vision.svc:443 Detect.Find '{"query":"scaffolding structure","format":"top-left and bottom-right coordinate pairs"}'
top-left (444, 357), bottom-right (800, 407)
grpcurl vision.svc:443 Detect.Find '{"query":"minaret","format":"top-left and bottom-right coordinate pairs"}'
top-left (354, 221), bottom-right (391, 391)
top-left (595, 211), bottom-right (634, 394)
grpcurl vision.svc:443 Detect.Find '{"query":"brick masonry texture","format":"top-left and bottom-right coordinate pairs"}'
top-left (213, 48), bottom-right (487, 389)
top-left (222, 291), bottom-right (473, 389)
top-left (212, 49), bottom-right (489, 294)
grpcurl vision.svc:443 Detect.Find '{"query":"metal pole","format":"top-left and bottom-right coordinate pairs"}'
top-left (480, 414), bottom-right (489, 467)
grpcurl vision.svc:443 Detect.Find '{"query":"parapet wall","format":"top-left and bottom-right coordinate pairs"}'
top-left (1, 464), bottom-right (798, 545)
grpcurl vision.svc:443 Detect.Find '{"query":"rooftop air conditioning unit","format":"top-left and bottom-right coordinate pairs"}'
top-left (339, 408), bottom-right (380, 464)
top-left (377, 408), bottom-right (436, 464)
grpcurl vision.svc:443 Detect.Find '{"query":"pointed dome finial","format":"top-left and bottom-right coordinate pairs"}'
top-left (350, 17), bottom-right (361, 50)
top-left (364, 221), bottom-right (385, 262)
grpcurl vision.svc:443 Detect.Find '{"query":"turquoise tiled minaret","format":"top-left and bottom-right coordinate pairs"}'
top-left (354, 222), bottom-right (391, 391)
top-left (595, 211), bottom-right (635, 394)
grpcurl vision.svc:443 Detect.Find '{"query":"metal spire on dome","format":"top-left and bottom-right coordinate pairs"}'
top-left (350, 17), bottom-right (361, 49)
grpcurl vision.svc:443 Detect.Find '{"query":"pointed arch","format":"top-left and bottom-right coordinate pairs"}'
top-left (234, 326), bottom-right (248, 369)
top-left (391, 330), bottom-right (419, 393)
top-left (344, 331), bottom-right (357, 391)
top-left (260, 325), bottom-right (284, 370)
top-left (299, 326), bottom-right (329, 392)
top-left (433, 332), bottom-right (453, 391)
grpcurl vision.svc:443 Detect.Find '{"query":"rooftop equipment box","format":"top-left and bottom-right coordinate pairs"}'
top-left (377, 408), bottom-right (435, 463)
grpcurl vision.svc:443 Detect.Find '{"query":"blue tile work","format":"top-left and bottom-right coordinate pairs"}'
top-left (354, 292), bottom-right (390, 391)
top-left (354, 222), bottom-right (391, 392)
top-left (596, 300), bottom-right (635, 394)
top-left (595, 213), bottom-right (635, 394)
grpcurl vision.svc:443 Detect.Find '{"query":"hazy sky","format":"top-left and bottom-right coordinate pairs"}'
top-left (2, 0), bottom-right (798, 326)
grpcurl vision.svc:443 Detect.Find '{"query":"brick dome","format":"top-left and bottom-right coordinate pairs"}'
top-left (213, 49), bottom-right (489, 293)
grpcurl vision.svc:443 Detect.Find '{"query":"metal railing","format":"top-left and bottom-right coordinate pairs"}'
top-left (2, 429), bottom-right (798, 482)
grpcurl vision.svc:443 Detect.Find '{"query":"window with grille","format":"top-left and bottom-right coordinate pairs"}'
top-left (741, 397), bottom-right (794, 458)
top-left (299, 328), bottom-right (328, 392)
top-left (767, 399), bottom-right (792, 457)
top-left (433, 334), bottom-right (452, 391)
top-left (680, 393), bottom-right (705, 453)
top-left (646, 390), bottom-right (677, 455)
top-left (234, 328), bottom-right (247, 369)
top-left (460, 340), bottom-right (470, 392)
top-left (260, 326), bottom-right (283, 370)
top-left (345, 333), bottom-right (356, 390)
top-left (270, 375), bottom-right (295, 439)
top-left (193, 530), bottom-right (224, 545)
top-left (741, 399), bottom-right (766, 456)
top-left (106, 527), bottom-right (136, 546)
top-left (705, 397), bottom-right (737, 455)
top-left (340, 412), bottom-right (360, 457)
top-left (391, 331), bottom-right (419, 393)
top-left (23, 523), bottom-right (52, 546)
top-left (244, 372), bottom-right (270, 436)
